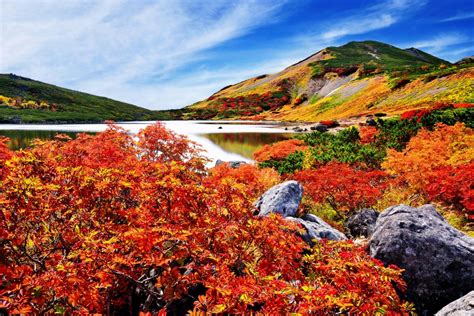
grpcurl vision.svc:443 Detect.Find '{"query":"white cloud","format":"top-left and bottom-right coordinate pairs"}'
top-left (297, 0), bottom-right (426, 45)
top-left (78, 48), bottom-right (312, 109)
top-left (321, 14), bottom-right (396, 40)
top-left (0, 0), bottom-right (286, 109)
top-left (441, 12), bottom-right (474, 22)
top-left (405, 33), bottom-right (470, 53)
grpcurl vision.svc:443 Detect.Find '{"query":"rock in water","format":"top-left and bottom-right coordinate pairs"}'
top-left (310, 123), bottom-right (328, 132)
top-left (255, 180), bottom-right (303, 217)
top-left (369, 204), bottom-right (474, 314)
top-left (286, 214), bottom-right (346, 244)
top-left (435, 291), bottom-right (474, 316)
top-left (345, 208), bottom-right (379, 238)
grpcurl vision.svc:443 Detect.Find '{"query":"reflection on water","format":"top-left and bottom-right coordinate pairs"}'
top-left (0, 130), bottom-right (92, 151)
top-left (202, 133), bottom-right (295, 159)
top-left (0, 122), bottom-right (294, 162)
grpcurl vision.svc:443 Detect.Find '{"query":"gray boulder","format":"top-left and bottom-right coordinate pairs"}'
top-left (436, 291), bottom-right (474, 316)
top-left (286, 214), bottom-right (346, 245)
top-left (255, 180), bottom-right (303, 217)
top-left (345, 208), bottom-right (379, 238)
top-left (369, 204), bottom-right (474, 314)
top-left (215, 159), bottom-right (247, 168)
top-left (310, 123), bottom-right (328, 132)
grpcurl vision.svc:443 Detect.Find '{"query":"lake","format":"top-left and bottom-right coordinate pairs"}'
top-left (0, 121), bottom-right (295, 163)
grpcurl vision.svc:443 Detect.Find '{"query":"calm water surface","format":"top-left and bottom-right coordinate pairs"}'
top-left (0, 121), bottom-right (295, 163)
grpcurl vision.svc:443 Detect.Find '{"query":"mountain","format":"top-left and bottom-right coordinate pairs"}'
top-left (0, 74), bottom-right (163, 123)
top-left (182, 40), bottom-right (474, 122)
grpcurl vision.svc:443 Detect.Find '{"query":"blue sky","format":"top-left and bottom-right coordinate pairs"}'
top-left (1, 0), bottom-right (473, 110)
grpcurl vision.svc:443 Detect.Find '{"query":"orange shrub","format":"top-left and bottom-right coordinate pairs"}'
top-left (359, 126), bottom-right (379, 144)
top-left (425, 163), bottom-right (474, 218)
top-left (383, 123), bottom-right (473, 214)
top-left (253, 139), bottom-right (308, 162)
top-left (383, 123), bottom-right (473, 190)
top-left (206, 163), bottom-right (280, 201)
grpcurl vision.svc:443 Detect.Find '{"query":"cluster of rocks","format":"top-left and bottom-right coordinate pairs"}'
top-left (254, 180), bottom-right (474, 315)
top-left (285, 122), bottom-right (337, 133)
top-left (254, 181), bottom-right (346, 244)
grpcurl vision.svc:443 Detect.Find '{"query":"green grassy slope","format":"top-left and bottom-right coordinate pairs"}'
top-left (0, 74), bottom-right (162, 123)
top-left (313, 41), bottom-right (450, 74)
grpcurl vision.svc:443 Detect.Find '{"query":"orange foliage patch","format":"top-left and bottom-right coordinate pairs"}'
top-left (294, 162), bottom-right (388, 212)
top-left (384, 123), bottom-right (473, 216)
top-left (253, 139), bottom-right (308, 162)
top-left (359, 126), bottom-right (380, 144)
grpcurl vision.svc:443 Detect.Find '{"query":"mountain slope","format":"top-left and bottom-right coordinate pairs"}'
top-left (0, 74), bottom-right (160, 123)
top-left (183, 40), bottom-right (474, 121)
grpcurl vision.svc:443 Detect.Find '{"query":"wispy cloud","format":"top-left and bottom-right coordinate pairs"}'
top-left (441, 12), bottom-right (474, 22)
top-left (0, 0), bottom-right (287, 109)
top-left (401, 33), bottom-right (473, 62)
top-left (297, 0), bottom-right (426, 47)
top-left (321, 14), bottom-right (397, 41)
top-left (405, 33), bottom-right (470, 53)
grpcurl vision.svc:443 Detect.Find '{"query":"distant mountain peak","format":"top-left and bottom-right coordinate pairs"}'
top-left (182, 40), bottom-right (472, 122)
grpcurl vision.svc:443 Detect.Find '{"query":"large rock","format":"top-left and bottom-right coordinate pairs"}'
top-left (436, 291), bottom-right (474, 316)
top-left (286, 214), bottom-right (346, 245)
top-left (255, 180), bottom-right (303, 217)
top-left (345, 208), bottom-right (379, 238)
top-left (369, 204), bottom-right (474, 314)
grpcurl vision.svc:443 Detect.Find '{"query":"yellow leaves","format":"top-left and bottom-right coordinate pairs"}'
top-left (239, 293), bottom-right (252, 304)
top-left (210, 304), bottom-right (227, 313)
top-left (120, 180), bottom-right (132, 188)
top-left (26, 236), bottom-right (35, 250)
top-left (103, 236), bottom-right (119, 245)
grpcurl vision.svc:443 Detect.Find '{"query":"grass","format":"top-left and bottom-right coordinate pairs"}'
top-left (309, 41), bottom-right (450, 79)
top-left (0, 74), bottom-right (169, 123)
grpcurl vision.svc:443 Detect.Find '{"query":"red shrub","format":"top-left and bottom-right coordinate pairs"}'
top-left (454, 103), bottom-right (474, 109)
top-left (293, 162), bottom-right (388, 212)
top-left (0, 136), bottom-right (12, 179)
top-left (319, 120), bottom-right (339, 128)
top-left (425, 162), bottom-right (474, 219)
top-left (400, 108), bottom-right (430, 122)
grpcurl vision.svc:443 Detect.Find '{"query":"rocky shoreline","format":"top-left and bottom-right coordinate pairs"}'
top-left (282, 114), bottom-right (387, 134)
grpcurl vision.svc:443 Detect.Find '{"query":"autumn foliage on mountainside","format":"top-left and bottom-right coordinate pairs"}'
top-left (0, 123), bottom-right (412, 314)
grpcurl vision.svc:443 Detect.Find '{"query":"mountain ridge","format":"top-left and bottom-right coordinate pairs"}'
top-left (181, 40), bottom-right (473, 122)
